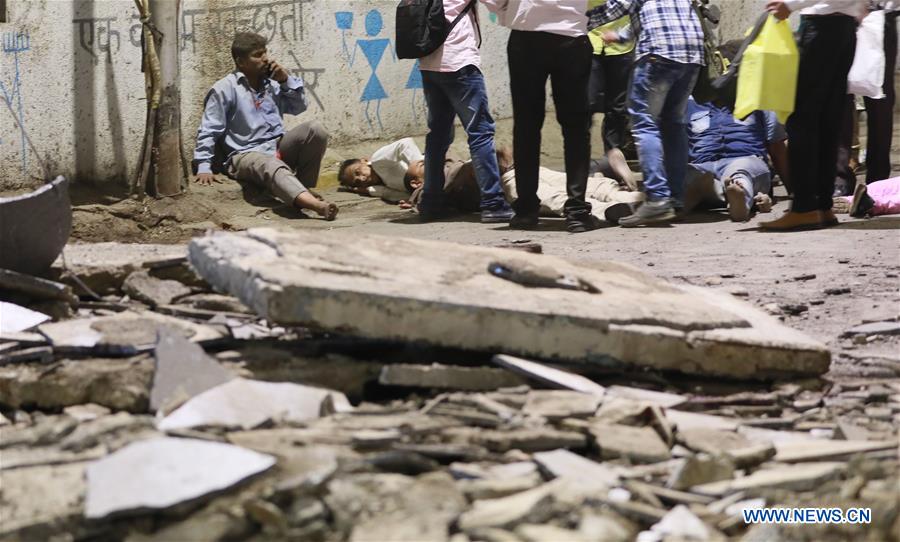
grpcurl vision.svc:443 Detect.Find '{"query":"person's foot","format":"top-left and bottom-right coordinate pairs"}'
top-left (607, 148), bottom-right (638, 191)
top-left (820, 209), bottom-right (839, 227)
top-left (758, 210), bottom-right (822, 231)
top-left (509, 210), bottom-right (539, 230)
top-left (724, 178), bottom-right (750, 222)
top-left (316, 201), bottom-right (338, 221)
top-left (849, 182), bottom-right (875, 218)
top-left (566, 214), bottom-right (600, 233)
top-left (481, 203), bottom-right (515, 223)
top-left (603, 202), bottom-right (634, 225)
top-left (753, 193), bottom-right (773, 213)
top-left (619, 199), bottom-right (675, 228)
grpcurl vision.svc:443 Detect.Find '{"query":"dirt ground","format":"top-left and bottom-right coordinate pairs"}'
top-left (68, 115), bottom-right (900, 383)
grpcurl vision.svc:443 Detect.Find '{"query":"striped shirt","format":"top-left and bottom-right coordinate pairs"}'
top-left (586, 0), bottom-right (705, 65)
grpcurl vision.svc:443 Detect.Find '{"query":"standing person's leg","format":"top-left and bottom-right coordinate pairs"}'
top-left (278, 120), bottom-right (329, 189)
top-left (508, 30), bottom-right (550, 225)
top-left (441, 65), bottom-right (512, 220)
top-left (834, 95), bottom-right (857, 196)
top-left (420, 71), bottom-right (457, 219)
top-left (864, 11), bottom-right (898, 184)
top-left (549, 34), bottom-right (594, 231)
top-left (658, 63), bottom-right (699, 208)
top-left (602, 53), bottom-right (633, 152)
top-left (589, 54), bottom-right (606, 116)
top-left (229, 152), bottom-right (337, 220)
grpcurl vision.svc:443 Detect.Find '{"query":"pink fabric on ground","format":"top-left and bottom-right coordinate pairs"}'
top-left (868, 176), bottom-right (900, 215)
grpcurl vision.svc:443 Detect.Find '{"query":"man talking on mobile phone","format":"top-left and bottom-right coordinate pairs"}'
top-left (193, 32), bottom-right (338, 220)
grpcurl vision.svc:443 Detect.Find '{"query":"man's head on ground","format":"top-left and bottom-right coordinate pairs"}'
top-left (232, 32), bottom-right (270, 79)
top-left (338, 158), bottom-right (377, 190)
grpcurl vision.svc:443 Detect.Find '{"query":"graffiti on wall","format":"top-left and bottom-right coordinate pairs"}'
top-left (73, 17), bottom-right (120, 62)
top-left (0, 31), bottom-right (30, 175)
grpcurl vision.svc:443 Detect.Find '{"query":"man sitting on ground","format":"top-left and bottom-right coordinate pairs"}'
top-left (193, 32), bottom-right (338, 220)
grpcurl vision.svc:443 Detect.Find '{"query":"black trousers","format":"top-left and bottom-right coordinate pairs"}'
top-left (787, 15), bottom-right (857, 213)
top-left (864, 11), bottom-right (898, 183)
top-left (507, 30), bottom-right (593, 218)
top-left (589, 52), bottom-right (633, 152)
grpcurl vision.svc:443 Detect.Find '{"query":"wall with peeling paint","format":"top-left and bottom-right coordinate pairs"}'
top-left (0, 0), bottom-right (766, 187)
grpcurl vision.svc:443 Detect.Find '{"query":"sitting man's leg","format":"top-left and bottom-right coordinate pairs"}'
top-left (230, 151), bottom-right (337, 220)
top-left (718, 156), bottom-right (771, 222)
top-left (278, 120), bottom-right (329, 190)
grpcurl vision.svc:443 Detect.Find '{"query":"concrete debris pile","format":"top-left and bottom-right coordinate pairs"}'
top-left (0, 235), bottom-right (897, 541)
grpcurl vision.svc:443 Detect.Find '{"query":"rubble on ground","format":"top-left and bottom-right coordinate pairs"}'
top-left (0, 235), bottom-right (897, 541)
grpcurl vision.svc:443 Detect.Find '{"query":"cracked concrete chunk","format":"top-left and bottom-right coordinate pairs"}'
top-left (516, 524), bottom-right (589, 542)
top-left (691, 462), bottom-right (846, 496)
top-left (379, 363), bottom-right (524, 391)
top-left (0, 301), bottom-right (51, 333)
top-left (53, 242), bottom-right (188, 295)
top-left (677, 428), bottom-right (775, 467)
top-left (458, 483), bottom-right (554, 531)
top-left (158, 378), bottom-right (350, 431)
top-left (150, 328), bottom-right (233, 413)
top-left (773, 439), bottom-right (897, 462)
top-left (475, 428), bottom-right (587, 453)
top-left (0, 461), bottom-right (88, 538)
top-left (533, 449), bottom-right (619, 486)
top-left (188, 229), bottom-right (829, 377)
top-left (667, 454), bottom-right (735, 490)
top-left (122, 270), bottom-right (191, 308)
top-left (590, 424), bottom-right (672, 463)
top-left (523, 390), bottom-right (602, 419)
top-left (645, 504), bottom-right (725, 541)
top-left (492, 355), bottom-right (606, 395)
top-left (85, 437), bottom-right (275, 519)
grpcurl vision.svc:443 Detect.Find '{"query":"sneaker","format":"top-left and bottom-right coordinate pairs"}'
top-left (849, 183), bottom-right (875, 218)
top-left (619, 200), bottom-right (676, 227)
top-left (603, 202), bottom-right (634, 225)
top-left (509, 210), bottom-right (539, 230)
top-left (481, 204), bottom-right (515, 223)
top-left (566, 214), bottom-right (600, 233)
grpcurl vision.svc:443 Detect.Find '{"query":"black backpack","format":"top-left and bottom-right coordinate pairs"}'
top-left (396, 0), bottom-right (478, 60)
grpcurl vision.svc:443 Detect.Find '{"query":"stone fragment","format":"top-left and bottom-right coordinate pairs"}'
top-left (0, 301), bottom-right (50, 333)
top-left (0, 345), bottom-right (53, 364)
top-left (0, 356), bottom-right (153, 412)
top-left (845, 321), bottom-right (900, 336)
top-left (0, 461), bottom-right (87, 538)
top-left (578, 512), bottom-right (638, 542)
top-left (523, 390), bottom-right (602, 419)
top-left (150, 328), bottom-right (233, 412)
top-left (59, 412), bottom-right (156, 452)
top-left (158, 378), bottom-right (350, 431)
top-left (533, 449), bottom-right (619, 485)
top-left (466, 528), bottom-right (524, 542)
top-left (244, 499), bottom-right (288, 534)
top-left (606, 386), bottom-right (686, 408)
top-left (0, 268), bottom-right (76, 303)
top-left (590, 424), bottom-right (671, 463)
top-left (773, 439), bottom-right (896, 462)
top-left (644, 505), bottom-right (725, 541)
top-left (0, 415), bottom-right (79, 448)
top-left (492, 355), bottom-right (605, 396)
top-left (226, 431), bottom-right (346, 489)
top-left (626, 480), bottom-right (715, 506)
top-left (189, 229), bottom-right (829, 378)
top-left (367, 450), bottom-right (441, 475)
top-left (177, 292), bottom-right (251, 314)
top-left (691, 462), bottom-right (845, 496)
top-left (62, 403), bottom-right (111, 422)
top-left (475, 428), bottom-right (587, 453)
top-left (379, 363), bottom-right (524, 391)
top-left (458, 483), bottom-right (554, 531)
top-left (677, 428), bottom-right (775, 467)
top-left (516, 524), bottom-right (589, 542)
top-left (84, 437), bottom-right (275, 518)
top-left (457, 473), bottom-right (543, 500)
top-left (52, 242), bottom-right (187, 295)
top-left (667, 454), bottom-right (735, 490)
top-left (122, 270), bottom-right (192, 307)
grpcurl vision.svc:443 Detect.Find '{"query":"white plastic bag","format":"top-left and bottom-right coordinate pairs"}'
top-left (847, 10), bottom-right (885, 99)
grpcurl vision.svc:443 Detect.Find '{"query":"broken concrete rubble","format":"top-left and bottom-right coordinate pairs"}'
top-left (188, 228), bottom-right (830, 378)
top-left (122, 270), bottom-right (192, 308)
top-left (379, 363), bottom-right (525, 391)
top-left (591, 423), bottom-right (672, 463)
top-left (0, 301), bottom-right (51, 333)
top-left (150, 328), bottom-right (233, 412)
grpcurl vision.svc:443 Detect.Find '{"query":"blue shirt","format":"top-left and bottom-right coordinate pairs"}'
top-left (586, 0), bottom-right (705, 65)
top-left (686, 99), bottom-right (786, 164)
top-left (194, 72), bottom-right (307, 174)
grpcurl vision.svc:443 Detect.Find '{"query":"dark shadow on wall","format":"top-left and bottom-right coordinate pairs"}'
top-left (104, 48), bottom-right (127, 182)
top-left (73, 0), bottom-right (96, 183)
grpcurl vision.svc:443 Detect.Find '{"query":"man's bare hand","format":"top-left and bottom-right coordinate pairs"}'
top-left (601, 31), bottom-right (619, 44)
top-left (269, 60), bottom-right (289, 83)
top-left (765, 1), bottom-right (791, 20)
top-left (194, 172), bottom-right (221, 186)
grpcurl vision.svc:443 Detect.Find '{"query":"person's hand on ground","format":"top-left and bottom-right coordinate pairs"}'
top-left (398, 200), bottom-right (414, 210)
top-left (195, 173), bottom-right (221, 186)
top-left (765, 1), bottom-right (791, 20)
top-left (754, 193), bottom-right (773, 213)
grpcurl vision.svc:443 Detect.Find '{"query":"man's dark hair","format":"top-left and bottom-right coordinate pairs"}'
top-left (231, 32), bottom-right (267, 62)
top-left (338, 158), bottom-right (362, 186)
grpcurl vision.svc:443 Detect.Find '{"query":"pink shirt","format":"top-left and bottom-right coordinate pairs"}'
top-left (419, 0), bottom-right (482, 73)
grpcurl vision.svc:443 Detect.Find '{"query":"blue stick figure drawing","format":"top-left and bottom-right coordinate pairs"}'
top-left (344, 10), bottom-right (395, 131)
top-left (1, 32), bottom-right (30, 175)
top-left (405, 60), bottom-right (424, 120)
top-left (335, 12), bottom-right (353, 62)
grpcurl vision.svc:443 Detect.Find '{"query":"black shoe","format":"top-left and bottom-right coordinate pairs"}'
top-left (850, 183), bottom-right (875, 218)
top-left (509, 210), bottom-right (539, 230)
top-left (481, 203), bottom-right (515, 223)
top-left (603, 202), bottom-right (634, 225)
top-left (417, 206), bottom-right (454, 223)
top-left (566, 214), bottom-right (600, 233)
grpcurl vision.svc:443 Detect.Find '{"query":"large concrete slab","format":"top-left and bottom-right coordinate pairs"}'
top-left (188, 229), bottom-right (830, 378)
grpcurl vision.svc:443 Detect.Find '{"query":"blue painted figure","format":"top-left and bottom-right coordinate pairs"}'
top-left (345, 10), bottom-right (395, 131)
top-left (1, 32), bottom-right (30, 175)
top-left (335, 12), bottom-right (353, 62)
top-left (405, 60), bottom-right (424, 120)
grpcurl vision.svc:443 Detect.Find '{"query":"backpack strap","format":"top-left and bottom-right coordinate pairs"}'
top-left (447, 0), bottom-right (479, 45)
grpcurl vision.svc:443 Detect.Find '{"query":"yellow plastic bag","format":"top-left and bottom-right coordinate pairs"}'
top-left (734, 15), bottom-right (798, 123)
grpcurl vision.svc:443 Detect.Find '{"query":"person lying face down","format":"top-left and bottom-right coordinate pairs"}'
top-left (338, 138), bottom-right (425, 202)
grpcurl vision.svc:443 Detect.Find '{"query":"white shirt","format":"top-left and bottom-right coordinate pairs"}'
top-left (483, 0), bottom-right (589, 37)
top-left (366, 138), bottom-right (423, 201)
top-left (785, 0), bottom-right (868, 18)
top-left (420, 0), bottom-right (482, 73)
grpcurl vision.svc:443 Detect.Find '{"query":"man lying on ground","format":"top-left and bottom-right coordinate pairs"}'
top-left (833, 177), bottom-right (900, 218)
top-left (339, 138), bottom-right (642, 225)
top-left (193, 32), bottom-right (338, 221)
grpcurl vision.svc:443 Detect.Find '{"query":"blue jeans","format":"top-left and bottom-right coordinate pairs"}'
top-left (687, 156), bottom-right (772, 210)
top-left (421, 66), bottom-right (507, 213)
top-left (628, 55), bottom-right (700, 203)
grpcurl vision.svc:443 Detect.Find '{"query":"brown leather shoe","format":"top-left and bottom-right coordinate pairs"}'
top-left (758, 210), bottom-right (823, 231)
top-left (821, 209), bottom-right (839, 227)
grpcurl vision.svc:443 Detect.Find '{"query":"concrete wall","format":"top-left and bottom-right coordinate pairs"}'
top-left (0, 0), bottom-right (765, 188)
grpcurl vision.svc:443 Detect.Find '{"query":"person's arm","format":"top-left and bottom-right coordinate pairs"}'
top-left (480, 0), bottom-right (509, 16)
top-left (586, 0), bottom-right (637, 31)
top-left (767, 139), bottom-right (790, 193)
top-left (269, 60), bottom-right (308, 116)
top-left (602, 20), bottom-right (634, 44)
top-left (768, 0), bottom-right (817, 19)
top-left (193, 85), bottom-right (228, 184)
